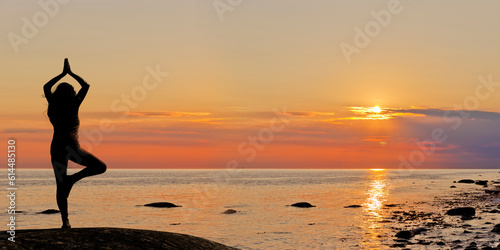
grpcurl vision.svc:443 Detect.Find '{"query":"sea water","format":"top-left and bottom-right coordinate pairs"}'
top-left (6, 169), bottom-right (500, 249)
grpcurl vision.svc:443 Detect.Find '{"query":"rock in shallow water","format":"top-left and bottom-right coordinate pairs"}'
top-left (37, 209), bottom-right (60, 214)
top-left (222, 209), bottom-right (237, 214)
top-left (492, 224), bottom-right (500, 233)
top-left (395, 230), bottom-right (413, 239)
top-left (446, 207), bottom-right (475, 216)
top-left (143, 202), bottom-right (181, 208)
top-left (289, 202), bottom-right (316, 208)
top-left (475, 180), bottom-right (488, 185)
top-left (394, 227), bottom-right (427, 239)
top-left (344, 205), bottom-right (362, 208)
top-left (458, 179), bottom-right (475, 184)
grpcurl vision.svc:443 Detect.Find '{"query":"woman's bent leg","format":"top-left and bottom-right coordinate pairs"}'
top-left (69, 147), bottom-right (107, 183)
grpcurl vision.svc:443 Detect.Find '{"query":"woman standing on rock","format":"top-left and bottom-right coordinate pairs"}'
top-left (44, 58), bottom-right (107, 228)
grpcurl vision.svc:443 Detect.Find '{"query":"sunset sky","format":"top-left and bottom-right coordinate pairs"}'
top-left (1, 0), bottom-right (500, 169)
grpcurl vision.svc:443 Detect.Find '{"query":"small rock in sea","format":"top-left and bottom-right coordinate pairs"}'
top-left (475, 180), bottom-right (488, 185)
top-left (492, 224), bottom-right (500, 233)
top-left (436, 241), bottom-right (445, 246)
top-left (395, 227), bottom-right (427, 239)
top-left (489, 209), bottom-right (499, 213)
top-left (485, 222), bottom-right (493, 224)
top-left (289, 202), bottom-right (316, 208)
top-left (458, 179), bottom-right (475, 184)
top-left (384, 204), bottom-right (399, 207)
top-left (308, 223), bottom-right (315, 225)
top-left (463, 230), bottom-right (472, 234)
top-left (344, 205), bottom-right (362, 208)
top-left (446, 207), bottom-right (476, 216)
top-left (452, 240), bottom-right (462, 244)
top-left (485, 189), bottom-right (500, 194)
top-left (395, 230), bottom-right (413, 239)
top-left (465, 242), bottom-right (478, 250)
top-left (222, 209), bottom-right (237, 214)
top-left (450, 186), bottom-right (457, 188)
top-left (37, 209), bottom-right (60, 214)
top-left (143, 202), bottom-right (181, 208)
top-left (169, 223), bottom-right (181, 225)
top-left (453, 181), bottom-right (457, 183)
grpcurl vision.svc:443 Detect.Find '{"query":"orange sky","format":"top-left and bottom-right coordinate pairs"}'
top-left (1, 1), bottom-right (500, 169)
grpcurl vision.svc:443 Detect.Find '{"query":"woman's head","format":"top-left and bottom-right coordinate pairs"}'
top-left (53, 82), bottom-right (76, 99)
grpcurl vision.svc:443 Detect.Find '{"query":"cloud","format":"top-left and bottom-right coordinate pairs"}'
top-left (286, 112), bottom-right (335, 117)
top-left (0, 128), bottom-right (51, 134)
top-left (386, 108), bottom-right (500, 121)
top-left (128, 112), bottom-right (210, 117)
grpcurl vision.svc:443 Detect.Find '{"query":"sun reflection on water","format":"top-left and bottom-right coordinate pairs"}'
top-left (361, 169), bottom-right (389, 248)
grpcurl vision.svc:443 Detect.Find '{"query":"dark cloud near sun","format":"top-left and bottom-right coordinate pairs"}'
top-left (386, 108), bottom-right (500, 121)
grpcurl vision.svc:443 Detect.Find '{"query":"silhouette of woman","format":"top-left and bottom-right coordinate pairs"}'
top-left (44, 58), bottom-right (106, 228)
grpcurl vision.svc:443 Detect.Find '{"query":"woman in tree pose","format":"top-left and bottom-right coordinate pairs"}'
top-left (44, 58), bottom-right (107, 228)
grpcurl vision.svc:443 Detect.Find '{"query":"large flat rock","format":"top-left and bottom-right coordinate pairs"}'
top-left (2, 227), bottom-right (237, 250)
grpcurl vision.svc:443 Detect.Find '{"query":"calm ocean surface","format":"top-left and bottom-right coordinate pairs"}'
top-left (7, 169), bottom-right (500, 249)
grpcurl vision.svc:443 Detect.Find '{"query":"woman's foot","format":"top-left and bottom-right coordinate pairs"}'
top-left (61, 218), bottom-right (71, 229)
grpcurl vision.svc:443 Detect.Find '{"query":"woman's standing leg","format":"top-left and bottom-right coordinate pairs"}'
top-left (51, 151), bottom-right (71, 228)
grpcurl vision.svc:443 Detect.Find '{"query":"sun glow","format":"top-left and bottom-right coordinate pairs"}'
top-left (346, 106), bottom-right (392, 120)
top-left (371, 106), bottom-right (382, 113)
top-left (369, 169), bottom-right (386, 171)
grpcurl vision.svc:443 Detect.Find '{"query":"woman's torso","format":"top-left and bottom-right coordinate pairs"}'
top-left (48, 98), bottom-right (81, 144)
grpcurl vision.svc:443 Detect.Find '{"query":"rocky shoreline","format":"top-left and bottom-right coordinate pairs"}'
top-left (390, 177), bottom-right (500, 249)
top-left (1, 227), bottom-right (238, 250)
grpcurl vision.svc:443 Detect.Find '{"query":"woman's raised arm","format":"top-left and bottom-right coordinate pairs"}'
top-left (67, 60), bottom-right (90, 102)
top-left (43, 58), bottom-right (69, 100)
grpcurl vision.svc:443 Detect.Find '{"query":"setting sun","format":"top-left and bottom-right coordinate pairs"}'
top-left (371, 106), bottom-right (382, 113)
